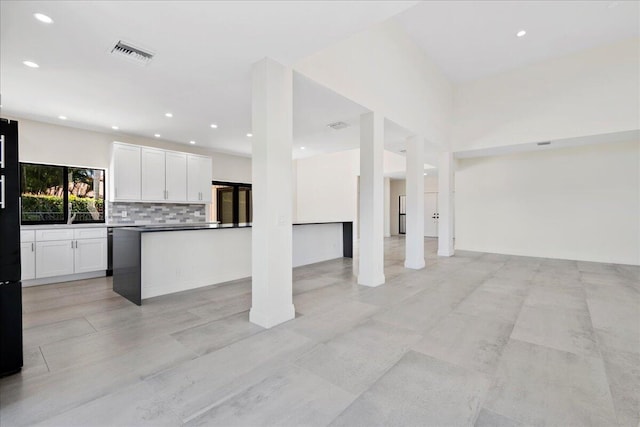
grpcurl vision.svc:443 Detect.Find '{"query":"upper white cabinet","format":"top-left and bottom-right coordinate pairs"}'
top-left (110, 142), bottom-right (209, 204)
top-left (141, 147), bottom-right (167, 201)
top-left (187, 154), bottom-right (212, 203)
top-left (111, 143), bottom-right (141, 201)
top-left (165, 151), bottom-right (187, 202)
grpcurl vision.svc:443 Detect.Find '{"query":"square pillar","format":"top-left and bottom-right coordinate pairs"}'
top-left (438, 151), bottom-right (455, 257)
top-left (405, 135), bottom-right (425, 269)
top-left (358, 112), bottom-right (385, 287)
top-left (250, 58), bottom-right (295, 328)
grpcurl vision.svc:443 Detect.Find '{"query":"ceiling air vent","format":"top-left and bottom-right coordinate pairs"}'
top-left (110, 40), bottom-right (154, 65)
top-left (327, 121), bottom-right (349, 130)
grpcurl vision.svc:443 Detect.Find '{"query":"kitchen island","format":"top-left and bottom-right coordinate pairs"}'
top-left (112, 222), bottom-right (352, 305)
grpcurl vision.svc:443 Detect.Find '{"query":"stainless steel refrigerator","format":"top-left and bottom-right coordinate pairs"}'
top-left (0, 118), bottom-right (22, 377)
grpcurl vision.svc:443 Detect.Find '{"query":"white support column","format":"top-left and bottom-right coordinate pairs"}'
top-left (250, 58), bottom-right (295, 328)
top-left (358, 112), bottom-right (385, 287)
top-left (438, 151), bottom-right (455, 257)
top-left (384, 177), bottom-right (391, 238)
top-left (405, 135), bottom-right (425, 269)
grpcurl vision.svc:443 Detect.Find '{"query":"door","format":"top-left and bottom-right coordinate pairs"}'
top-left (20, 242), bottom-right (35, 280)
top-left (424, 192), bottom-right (438, 237)
top-left (36, 240), bottom-right (74, 278)
top-left (165, 151), bottom-right (187, 202)
top-left (141, 148), bottom-right (166, 201)
top-left (74, 238), bottom-right (107, 273)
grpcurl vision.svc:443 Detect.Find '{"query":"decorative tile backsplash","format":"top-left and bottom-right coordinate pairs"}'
top-left (107, 202), bottom-right (206, 224)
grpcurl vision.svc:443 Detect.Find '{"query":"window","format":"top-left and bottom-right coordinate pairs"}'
top-left (210, 181), bottom-right (252, 224)
top-left (20, 163), bottom-right (105, 224)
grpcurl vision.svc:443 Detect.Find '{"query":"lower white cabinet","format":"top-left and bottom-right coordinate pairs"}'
top-left (36, 240), bottom-right (75, 278)
top-left (22, 227), bottom-right (108, 281)
top-left (74, 238), bottom-right (107, 273)
top-left (20, 242), bottom-right (36, 281)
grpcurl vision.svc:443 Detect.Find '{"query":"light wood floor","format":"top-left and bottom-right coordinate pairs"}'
top-left (1, 237), bottom-right (638, 426)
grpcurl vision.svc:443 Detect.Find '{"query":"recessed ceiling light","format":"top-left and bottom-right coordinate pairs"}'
top-left (165, 112), bottom-right (173, 118)
top-left (111, 125), bottom-right (119, 130)
top-left (189, 140), bottom-right (196, 144)
top-left (246, 133), bottom-right (253, 137)
top-left (516, 30), bottom-right (527, 38)
top-left (23, 60), bottom-right (39, 68)
top-left (210, 124), bottom-right (218, 129)
top-left (300, 147), bottom-right (306, 150)
top-left (154, 133), bottom-right (161, 138)
top-left (33, 13), bottom-right (53, 24)
top-left (58, 115), bottom-right (67, 120)
top-left (424, 173), bottom-right (427, 176)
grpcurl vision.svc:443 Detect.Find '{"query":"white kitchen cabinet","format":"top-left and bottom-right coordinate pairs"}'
top-left (187, 154), bottom-right (212, 203)
top-left (74, 238), bottom-right (107, 273)
top-left (20, 242), bottom-right (36, 280)
top-left (141, 147), bottom-right (166, 201)
top-left (110, 142), bottom-right (209, 204)
top-left (112, 143), bottom-right (141, 201)
top-left (165, 151), bottom-right (187, 202)
top-left (36, 240), bottom-right (75, 278)
top-left (23, 227), bottom-right (108, 283)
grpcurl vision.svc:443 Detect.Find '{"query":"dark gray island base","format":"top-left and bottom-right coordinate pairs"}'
top-left (113, 222), bottom-right (353, 305)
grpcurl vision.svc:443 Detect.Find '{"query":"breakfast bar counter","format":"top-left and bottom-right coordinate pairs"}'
top-left (112, 221), bottom-right (352, 305)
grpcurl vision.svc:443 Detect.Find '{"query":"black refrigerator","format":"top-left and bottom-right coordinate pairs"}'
top-left (0, 118), bottom-right (23, 377)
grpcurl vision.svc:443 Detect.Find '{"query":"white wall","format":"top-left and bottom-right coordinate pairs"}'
top-left (14, 117), bottom-right (252, 183)
top-left (294, 149), bottom-right (406, 230)
top-left (295, 20), bottom-right (453, 146)
top-left (456, 140), bottom-right (640, 265)
top-left (389, 175), bottom-right (439, 236)
top-left (452, 38), bottom-right (640, 152)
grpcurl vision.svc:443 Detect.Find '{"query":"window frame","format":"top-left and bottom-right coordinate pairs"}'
top-left (211, 181), bottom-right (252, 225)
top-left (20, 162), bottom-right (106, 225)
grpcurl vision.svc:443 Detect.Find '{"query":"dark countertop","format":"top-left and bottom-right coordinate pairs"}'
top-left (115, 222), bottom-right (251, 233)
top-left (113, 221), bottom-right (352, 233)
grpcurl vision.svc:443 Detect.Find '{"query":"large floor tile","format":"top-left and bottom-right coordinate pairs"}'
top-left (186, 366), bottom-right (355, 426)
top-left (145, 328), bottom-right (315, 421)
top-left (0, 336), bottom-right (195, 426)
top-left (587, 297), bottom-right (640, 354)
top-left (23, 317), bottom-right (96, 349)
top-left (454, 289), bottom-right (524, 324)
top-left (295, 319), bottom-right (421, 394)
top-left (33, 381), bottom-right (182, 427)
top-left (510, 304), bottom-right (598, 357)
top-left (330, 351), bottom-right (490, 427)
top-left (600, 348), bottom-right (640, 427)
top-left (171, 311), bottom-right (264, 355)
top-left (484, 339), bottom-right (617, 426)
top-left (412, 312), bottom-right (513, 375)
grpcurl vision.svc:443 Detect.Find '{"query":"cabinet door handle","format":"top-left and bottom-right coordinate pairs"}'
top-left (0, 134), bottom-right (5, 169)
top-left (71, 241), bottom-right (74, 249)
top-left (0, 175), bottom-right (4, 210)
top-left (31, 243), bottom-right (34, 252)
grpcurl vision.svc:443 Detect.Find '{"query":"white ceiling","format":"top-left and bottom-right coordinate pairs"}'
top-left (394, 0), bottom-right (639, 82)
top-left (1, 0), bottom-right (637, 161)
top-left (0, 0), bottom-right (416, 155)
